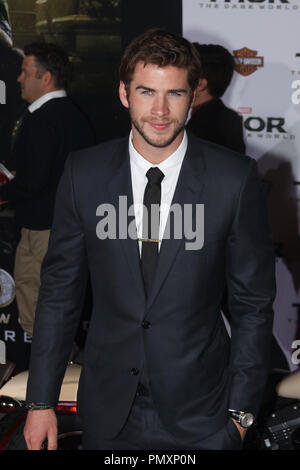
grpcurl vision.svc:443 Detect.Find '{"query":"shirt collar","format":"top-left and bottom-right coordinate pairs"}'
top-left (129, 130), bottom-right (188, 176)
top-left (28, 90), bottom-right (67, 113)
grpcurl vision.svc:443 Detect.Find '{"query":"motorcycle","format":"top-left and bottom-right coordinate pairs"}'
top-left (243, 367), bottom-right (300, 450)
top-left (0, 359), bottom-right (300, 450)
top-left (0, 360), bottom-right (83, 450)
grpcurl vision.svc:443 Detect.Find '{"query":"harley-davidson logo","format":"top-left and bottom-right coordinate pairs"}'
top-left (233, 47), bottom-right (264, 76)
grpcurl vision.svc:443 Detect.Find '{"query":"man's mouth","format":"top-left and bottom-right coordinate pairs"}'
top-left (149, 122), bottom-right (170, 131)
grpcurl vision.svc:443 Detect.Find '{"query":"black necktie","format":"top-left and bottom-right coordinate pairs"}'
top-left (141, 167), bottom-right (165, 297)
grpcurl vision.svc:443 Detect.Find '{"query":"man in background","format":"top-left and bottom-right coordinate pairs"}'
top-left (187, 43), bottom-right (245, 154)
top-left (0, 42), bottom-right (95, 337)
top-left (187, 43), bottom-right (289, 373)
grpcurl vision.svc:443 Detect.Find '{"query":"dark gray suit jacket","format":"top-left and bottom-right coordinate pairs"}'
top-left (26, 133), bottom-right (276, 444)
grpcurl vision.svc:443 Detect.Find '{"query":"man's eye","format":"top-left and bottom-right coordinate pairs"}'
top-left (169, 91), bottom-right (181, 96)
top-left (141, 90), bottom-right (153, 95)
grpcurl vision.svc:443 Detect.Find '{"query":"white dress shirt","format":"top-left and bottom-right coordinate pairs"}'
top-left (129, 130), bottom-right (188, 254)
top-left (28, 90), bottom-right (67, 113)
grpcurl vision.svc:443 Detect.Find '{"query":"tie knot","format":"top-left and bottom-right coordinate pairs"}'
top-left (146, 167), bottom-right (164, 185)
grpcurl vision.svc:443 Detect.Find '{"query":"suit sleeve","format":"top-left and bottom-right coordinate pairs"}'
top-left (226, 159), bottom-right (276, 416)
top-left (26, 154), bottom-right (88, 405)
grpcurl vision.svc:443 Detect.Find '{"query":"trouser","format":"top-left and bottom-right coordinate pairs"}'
top-left (14, 228), bottom-right (50, 337)
top-left (82, 389), bottom-right (243, 450)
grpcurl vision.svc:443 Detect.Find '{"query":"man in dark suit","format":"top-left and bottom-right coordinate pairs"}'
top-left (0, 42), bottom-right (94, 337)
top-left (24, 29), bottom-right (275, 450)
top-left (186, 43), bottom-right (245, 154)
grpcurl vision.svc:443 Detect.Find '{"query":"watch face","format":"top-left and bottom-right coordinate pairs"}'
top-left (240, 413), bottom-right (254, 428)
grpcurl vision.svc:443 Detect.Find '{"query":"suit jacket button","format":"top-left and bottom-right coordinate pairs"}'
top-left (130, 368), bottom-right (139, 376)
top-left (142, 320), bottom-right (151, 329)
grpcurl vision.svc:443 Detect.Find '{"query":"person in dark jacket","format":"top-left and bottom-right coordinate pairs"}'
top-left (0, 42), bottom-right (95, 336)
top-left (187, 43), bottom-right (245, 154)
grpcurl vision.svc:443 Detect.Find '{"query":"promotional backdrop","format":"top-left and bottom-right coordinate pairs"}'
top-left (183, 0), bottom-right (300, 370)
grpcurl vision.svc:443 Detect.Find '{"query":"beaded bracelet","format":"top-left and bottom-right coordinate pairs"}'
top-left (26, 403), bottom-right (55, 411)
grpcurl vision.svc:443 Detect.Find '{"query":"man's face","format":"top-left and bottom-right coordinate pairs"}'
top-left (119, 62), bottom-right (193, 157)
top-left (17, 55), bottom-right (45, 103)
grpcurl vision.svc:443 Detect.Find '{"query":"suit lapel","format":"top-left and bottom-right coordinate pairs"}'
top-left (107, 140), bottom-right (145, 302)
top-left (146, 136), bottom-right (206, 312)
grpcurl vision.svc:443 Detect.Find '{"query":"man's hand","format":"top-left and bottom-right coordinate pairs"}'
top-left (24, 409), bottom-right (58, 450)
top-left (231, 418), bottom-right (247, 440)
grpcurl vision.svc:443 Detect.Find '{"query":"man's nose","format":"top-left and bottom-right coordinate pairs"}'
top-left (17, 72), bottom-right (23, 83)
top-left (151, 95), bottom-right (169, 117)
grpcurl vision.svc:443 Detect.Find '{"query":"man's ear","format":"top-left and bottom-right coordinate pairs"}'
top-left (191, 78), bottom-right (209, 107)
top-left (197, 78), bottom-right (208, 93)
top-left (119, 81), bottom-right (129, 109)
top-left (42, 70), bottom-right (52, 87)
top-left (191, 88), bottom-right (197, 108)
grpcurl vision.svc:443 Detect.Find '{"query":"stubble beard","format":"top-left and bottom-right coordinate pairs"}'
top-left (130, 113), bottom-right (188, 149)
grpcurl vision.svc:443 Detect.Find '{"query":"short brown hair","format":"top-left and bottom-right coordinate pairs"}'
top-left (193, 43), bottom-right (235, 98)
top-left (24, 42), bottom-right (70, 89)
top-left (119, 29), bottom-right (202, 93)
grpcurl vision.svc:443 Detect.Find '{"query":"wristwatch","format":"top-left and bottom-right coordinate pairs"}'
top-left (228, 409), bottom-right (254, 428)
